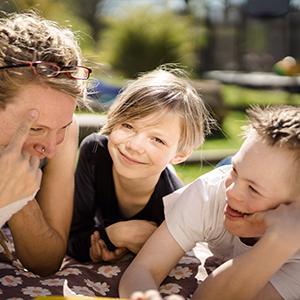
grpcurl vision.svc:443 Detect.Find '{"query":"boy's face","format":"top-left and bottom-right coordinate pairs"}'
top-left (108, 110), bottom-right (189, 181)
top-left (224, 131), bottom-right (298, 238)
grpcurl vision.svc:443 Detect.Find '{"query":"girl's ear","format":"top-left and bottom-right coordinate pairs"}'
top-left (170, 150), bottom-right (192, 165)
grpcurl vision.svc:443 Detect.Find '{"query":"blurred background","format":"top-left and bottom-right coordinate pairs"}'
top-left (2, 0), bottom-right (300, 183)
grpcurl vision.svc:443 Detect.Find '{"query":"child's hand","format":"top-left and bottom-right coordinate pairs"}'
top-left (107, 220), bottom-right (158, 253)
top-left (247, 203), bottom-right (300, 252)
top-left (130, 290), bottom-right (184, 300)
top-left (89, 231), bottom-right (127, 262)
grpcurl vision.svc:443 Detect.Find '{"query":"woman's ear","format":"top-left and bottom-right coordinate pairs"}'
top-left (170, 150), bottom-right (192, 165)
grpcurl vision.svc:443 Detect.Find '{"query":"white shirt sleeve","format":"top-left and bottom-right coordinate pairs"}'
top-left (0, 191), bottom-right (38, 227)
top-left (270, 252), bottom-right (300, 300)
top-left (163, 166), bottom-right (230, 252)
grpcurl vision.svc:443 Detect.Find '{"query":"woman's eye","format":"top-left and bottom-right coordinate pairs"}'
top-left (30, 128), bottom-right (45, 135)
top-left (121, 123), bottom-right (133, 130)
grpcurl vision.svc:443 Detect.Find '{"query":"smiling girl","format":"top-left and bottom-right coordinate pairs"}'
top-left (67, 67), bottom-right (212, 262)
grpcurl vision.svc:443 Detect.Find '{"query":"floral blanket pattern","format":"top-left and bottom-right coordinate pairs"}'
top-left (0, 228), bottom-right (221, 299)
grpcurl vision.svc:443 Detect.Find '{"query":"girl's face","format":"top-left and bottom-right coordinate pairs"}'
top-left (108, 110), bottom-right (190, 181)
top-left (0, 83), bottom-right (76, 159)
top-left (224, 132), bottom-right (297, 238)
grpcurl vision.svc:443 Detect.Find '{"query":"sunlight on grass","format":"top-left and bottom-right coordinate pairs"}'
top-left (174, 164), bottom-right (215, 185)
top-left (222, 85), bottom-right (300, 107)
top-left (202, 110), bottom-right (246, 150)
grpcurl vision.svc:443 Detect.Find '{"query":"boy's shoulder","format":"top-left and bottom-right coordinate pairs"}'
top-left (200, 165), bottom-right (231, 184)
top-left (164, 165), bottom-right (230, 207)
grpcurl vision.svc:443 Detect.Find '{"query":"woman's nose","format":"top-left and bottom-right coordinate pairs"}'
top-left (38, 133), bottom-right (64, 159)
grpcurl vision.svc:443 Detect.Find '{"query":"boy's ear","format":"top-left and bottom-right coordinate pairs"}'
top-left (170, 150), bottom-right (192, 165)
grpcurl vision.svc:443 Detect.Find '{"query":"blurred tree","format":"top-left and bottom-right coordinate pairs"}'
top-left (0, 0), bottom-right (94, 54)
top-left (98, 6), bottom-right (204, 78)
top-left (64, 0), bottom-right (104, 42)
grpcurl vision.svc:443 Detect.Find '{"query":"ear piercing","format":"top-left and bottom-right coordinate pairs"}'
top-left (40, 147), bottom-right (46, 153)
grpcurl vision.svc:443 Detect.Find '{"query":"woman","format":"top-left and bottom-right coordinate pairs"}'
top-left (0, 11), bottom-right (91, 276)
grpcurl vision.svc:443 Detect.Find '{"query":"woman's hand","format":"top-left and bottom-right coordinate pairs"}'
top-left (89, 230), bottom-right (127, 262)
top-left (0, 110), bottom-right (41, 208)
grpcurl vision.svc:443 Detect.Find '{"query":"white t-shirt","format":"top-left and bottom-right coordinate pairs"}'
top-left (164, 166), bottom-right (300, 300)
top-left (0, 191), bottom-right (38, 227)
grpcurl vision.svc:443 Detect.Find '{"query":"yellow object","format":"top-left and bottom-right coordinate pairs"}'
top-left (273, 56), bottom-right (300, 76)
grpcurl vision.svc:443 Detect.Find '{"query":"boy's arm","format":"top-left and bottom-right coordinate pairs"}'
top-left (194, 203), bottom-right (300, 300)
top-left (119, 221), bottom-right (185, 297)
top-left (8, 121), bottom-right (78, 276)
top-left (193, 232), bottom-right (288, 300)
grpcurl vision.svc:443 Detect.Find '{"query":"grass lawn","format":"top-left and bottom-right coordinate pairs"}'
top-left (174, 164), bottom-right (215, 185)
top-left (174, 85), bottom-right (299, 184)
top-left (222, 85), bottom-right (300, 108)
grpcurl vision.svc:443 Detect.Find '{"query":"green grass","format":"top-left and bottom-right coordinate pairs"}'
top-left (173, 111), bottom-right (245, 184)
top-left (174, 164), bottom-right (215, 185)
top-left (222, 85), bottom-right (300, 108)
top-left (202, 110), bottom-right (246, 150)
top-left (175, 84), bottom-right (300, 184)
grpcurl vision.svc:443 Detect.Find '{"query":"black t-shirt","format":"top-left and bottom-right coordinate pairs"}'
top-left (67, 134), bottom-right (183, 262)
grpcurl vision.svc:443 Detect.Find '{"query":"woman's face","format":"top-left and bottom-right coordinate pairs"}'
top-left (0, 83), bottom-right (76, 159)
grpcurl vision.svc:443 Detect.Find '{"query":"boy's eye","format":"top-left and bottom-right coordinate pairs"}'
top-left (230, 167), bottom-right (237, 177)
top-left (249, 185), bottom-right (258, 194)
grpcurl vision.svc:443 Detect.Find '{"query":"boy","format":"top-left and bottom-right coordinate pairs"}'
top-left (119, 105), bottom-right (300, 300)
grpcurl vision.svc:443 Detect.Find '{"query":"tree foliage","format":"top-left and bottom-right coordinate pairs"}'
top-left (99, 7), bottom-right (204, 78)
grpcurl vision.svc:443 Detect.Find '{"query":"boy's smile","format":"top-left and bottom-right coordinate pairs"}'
top-left (224, 131), bottom-right (296, 238)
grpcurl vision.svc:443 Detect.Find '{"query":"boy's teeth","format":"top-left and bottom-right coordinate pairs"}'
top-left (233, 207), bottom-right (251, 216)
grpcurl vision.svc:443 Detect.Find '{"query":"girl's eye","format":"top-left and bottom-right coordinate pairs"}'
top-left (153, 137), bottom-right (165, 145)
top-left (121, 123), bottom-right (133, 130)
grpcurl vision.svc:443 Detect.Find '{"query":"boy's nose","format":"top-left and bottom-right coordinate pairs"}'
top-left (225, 177), bottom-right (243, 201)
top-left (226, 182), bottom-right (248, 206)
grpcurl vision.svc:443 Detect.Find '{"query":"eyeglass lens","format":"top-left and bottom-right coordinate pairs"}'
top-left (35, 62), bottom-right (60, 77)
top-left (68, 67), bottom-right (90, 79)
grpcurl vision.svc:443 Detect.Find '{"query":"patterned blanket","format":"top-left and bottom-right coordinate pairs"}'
top-left (0, 228), bottom-right (221, 299)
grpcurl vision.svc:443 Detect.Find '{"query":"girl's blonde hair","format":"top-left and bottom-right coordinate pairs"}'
top-left (101, 66), bottom-right (213, 152)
